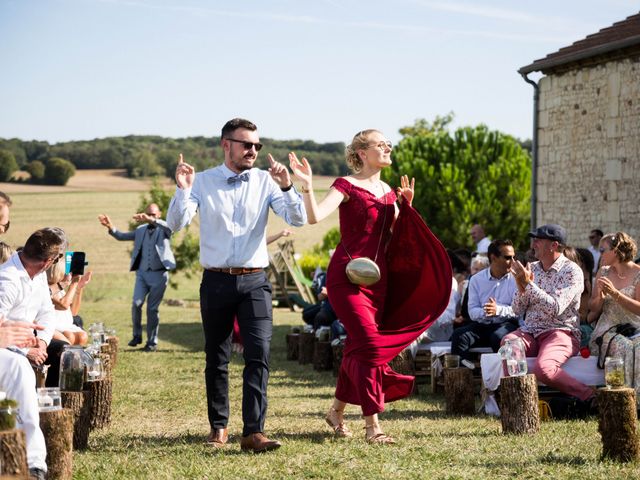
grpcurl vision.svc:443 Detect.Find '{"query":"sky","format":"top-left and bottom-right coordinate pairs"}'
top-left (1, 0), bottom-right (639, 146)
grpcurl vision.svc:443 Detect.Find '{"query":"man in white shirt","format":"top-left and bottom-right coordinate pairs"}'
top-left (470, 223), bottom-right (491, 254)
top-left (0, 227), bottom-right (68, 480)
top-left (168, 118), bottom-right (306, 453)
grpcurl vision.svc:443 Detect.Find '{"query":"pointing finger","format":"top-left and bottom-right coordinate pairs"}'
top-left (178, 153), bottom-right (184, 164)
top-left (268, 154), bottom-right (276, 167)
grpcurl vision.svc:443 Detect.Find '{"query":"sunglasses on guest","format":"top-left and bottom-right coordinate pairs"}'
top-left (225, 138), bottom-right (263, 151)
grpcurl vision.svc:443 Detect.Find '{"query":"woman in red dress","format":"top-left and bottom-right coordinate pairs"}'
top-left (290, 129), bottom-right (451, 444)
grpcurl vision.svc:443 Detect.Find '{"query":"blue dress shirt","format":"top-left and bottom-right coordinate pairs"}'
top-left (467, 268), bottom-right (518, 324)
top-left (166, 164), bottom-right (307, 269)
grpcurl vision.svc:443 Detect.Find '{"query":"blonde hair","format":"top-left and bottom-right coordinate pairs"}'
top-left (602, 231), bottom-right (637, 263)
top-left (46, 257), bottom-right (66, 285)
top-left (345, 129), bottom-right (380, 173)
top-left (0, 241), bottom-right (13, 264)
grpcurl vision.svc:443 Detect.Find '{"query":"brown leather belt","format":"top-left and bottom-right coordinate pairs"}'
top-left (207, 267), bottom-right (263, 275)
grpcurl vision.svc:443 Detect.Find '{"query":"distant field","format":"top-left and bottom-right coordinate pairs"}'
top-left (1, 169), bottom-right (339, 274)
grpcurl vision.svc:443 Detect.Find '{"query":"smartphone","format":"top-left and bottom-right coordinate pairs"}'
top-left (69, 251), bottom-right (87, 275)
top-left (64, 251), bottom-right (74, 275)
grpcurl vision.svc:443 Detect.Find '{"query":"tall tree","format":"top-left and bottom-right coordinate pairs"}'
top-left (384, 117), bottom-right (531, 250)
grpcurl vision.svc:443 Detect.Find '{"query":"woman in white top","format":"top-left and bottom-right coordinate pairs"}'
top-left (46, 259), bottom-right (92, 345)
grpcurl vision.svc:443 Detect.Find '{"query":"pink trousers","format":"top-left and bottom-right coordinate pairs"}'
top-left (501, 329), bottom-right (594, 401)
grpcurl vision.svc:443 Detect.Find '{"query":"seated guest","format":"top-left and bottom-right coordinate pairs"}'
top-left (0, 227), bottom-right (69, 387)
top-left (301, 271), bottom-right (338, 330)
top-left (0, 316), bottom-right (48, 480)
top-left (421, 276), bottom-right (460, 343)
top-left (588, 232), bottom-right (640, 399)
top-left (455, 254), bottom-right (491, 327)
top-left (502, 224), bottom-right (595, 409)
top-left (564, 246), bottom-right (594, 347)
top-left (46, 259), bottom-right (91, 346)
top-left (451, 240), bottom-right (518, 361)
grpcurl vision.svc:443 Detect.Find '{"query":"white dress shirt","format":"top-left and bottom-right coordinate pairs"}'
top-left (167, 164), bottom-right (306, 268)
top-left (0, 252), bottom-right (56, 350)
top-left (476, 236), bottom-right (491, 254)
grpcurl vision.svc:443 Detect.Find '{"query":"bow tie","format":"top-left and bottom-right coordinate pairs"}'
top-left (227, 173), bottom-right (249, 185)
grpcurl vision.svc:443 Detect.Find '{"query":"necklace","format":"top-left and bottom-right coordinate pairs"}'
top-left (613, 267), bottom-right (627, 280)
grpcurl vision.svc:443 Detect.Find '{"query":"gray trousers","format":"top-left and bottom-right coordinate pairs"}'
top-left (132, 270), bottom-right (168, 346)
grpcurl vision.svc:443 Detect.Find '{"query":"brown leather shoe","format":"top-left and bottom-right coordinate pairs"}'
top-left (240, 432), bottom-right (281, 453)
top-left (205, 428), bottom-right (228, 448)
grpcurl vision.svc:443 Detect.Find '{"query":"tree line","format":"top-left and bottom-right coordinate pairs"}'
top-left (0, 135), bottom-right (350, 184)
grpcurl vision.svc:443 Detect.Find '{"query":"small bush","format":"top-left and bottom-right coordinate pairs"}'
top-left (0, 150), bottom-right (18, 181)
top-left (44, 157), bottom-right (76, 185)
top-left (25, 160), bottom-right (46, 183)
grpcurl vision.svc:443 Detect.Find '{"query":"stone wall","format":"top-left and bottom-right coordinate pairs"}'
top-left (536, 56), bottom-right (640, 249)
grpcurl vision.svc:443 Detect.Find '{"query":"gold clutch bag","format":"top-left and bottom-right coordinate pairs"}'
top-left (345, 257), bottom-right (381, 286)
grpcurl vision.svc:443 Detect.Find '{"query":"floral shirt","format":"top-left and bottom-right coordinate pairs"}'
top-left (512, 254), bottom-right (583, 341)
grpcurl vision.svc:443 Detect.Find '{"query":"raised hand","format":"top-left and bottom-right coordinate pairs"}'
top-left (597, 276), bottom-right (618, 299)
top-left (511, 260), bottom-right (534, 292)
top-left (98, 214), bottom-right (113, 230)
top-left (176, 153), bottom-right (195, 189)
top-left (396, 175), bottom-right (415, 205)
top-left (289, 152), bottom-right (312, 188)
top-left (132, 213), bottom-right (155, 224)
top-left (267, 154), bottom-right (292, 188)
top-left (78, 271), bottom-right (92, 289)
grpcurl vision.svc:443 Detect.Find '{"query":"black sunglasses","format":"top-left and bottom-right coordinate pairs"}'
top-left (225, 138), bottom-right (263, 151)
top-left (52, 252), bottom-right (64, 264)
top-left (501, 255), bottom-right (515, 260)
top-left (0, 220), bottom-right (9, 232)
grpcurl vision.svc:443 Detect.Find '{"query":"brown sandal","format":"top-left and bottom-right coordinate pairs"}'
top-left (325, 407), bottom-right (353, 438)
top-left (364, 424), bottom-right (395, 444)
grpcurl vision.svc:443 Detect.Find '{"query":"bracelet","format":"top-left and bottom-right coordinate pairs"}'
top-left (280, 183), bottom-right (293, 192)
top-left (300, 185), bottom-right (311, 193)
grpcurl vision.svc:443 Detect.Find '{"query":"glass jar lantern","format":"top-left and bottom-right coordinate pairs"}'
top-left (37, 387), bottom-right (62, 412)
top-left (498, 338), bottom-right (528, 377)
top-left (604, 357), bottom-right (625, 388)
top-left (59, 345), bottom-right (94, 391)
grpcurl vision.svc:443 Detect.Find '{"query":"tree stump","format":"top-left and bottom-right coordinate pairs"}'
top-left (298, 332), bottom-right (315, 365)
top-left (99, 352), bottom-right (112, 379)
top-left (332, 342), bottom-right (344, 377)
top-left (61, 391), bottom-right (91, 450)
top-left (286, 333), bottom-right (299, 361)
top-left (0, 429), bottom-right (28, 477)
top-left (40, 409), bottom-right (74, 480)
top-left (85, 377), bottom-right (112, 430)
top-left (597, 387), bottom-right (640, 462)
top-left (499, 374), bottom-right (539, 435)
top-left (313, 341), bottom-right (333, 371)
top-left (389, 349), bottom-right (415, 376)
top-left (105, 336), bottom-right (119, 367)
top-left (444, 368), bottom-right (475, 414)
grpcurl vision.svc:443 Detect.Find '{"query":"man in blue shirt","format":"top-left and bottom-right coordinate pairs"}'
top-left (167, 118), bottom-right (306, 453)
top-left (451, 239), bottom-right (519, 362)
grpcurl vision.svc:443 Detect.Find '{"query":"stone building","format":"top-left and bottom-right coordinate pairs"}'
top-left (518, 13), bottom-right (640, 246)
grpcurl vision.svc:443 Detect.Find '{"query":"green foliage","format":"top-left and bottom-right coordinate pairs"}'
top-left (44, 157), bottom-right (76, 185)
top-left (126, 150), bottom-right (164, 178)
top-left (131, 179), bottom-right (201, 288)
top-left (298, 227), bottom-right (341, 278)
top-left (24, 160), bottom-right (46, 182)
top-left (0, 150), bottom-right (18, 181)
top-left (1, 135), bottom-right (349, 178)
top-left (384, 117), bottom-right (532, 251)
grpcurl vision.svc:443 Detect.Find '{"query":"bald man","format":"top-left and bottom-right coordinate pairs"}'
top-left (99, 204), bottom-right (175, 351)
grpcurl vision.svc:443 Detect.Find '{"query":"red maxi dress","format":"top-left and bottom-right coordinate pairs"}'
top-left (327, 178), bottom-right (452, 416)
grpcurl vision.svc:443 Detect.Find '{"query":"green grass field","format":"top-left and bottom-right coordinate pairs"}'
top-left (1, 174), bottom-right (636, 479)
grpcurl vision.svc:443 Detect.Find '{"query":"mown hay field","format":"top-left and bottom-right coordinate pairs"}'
top-left (0, 171), bottom-right (635, 479)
